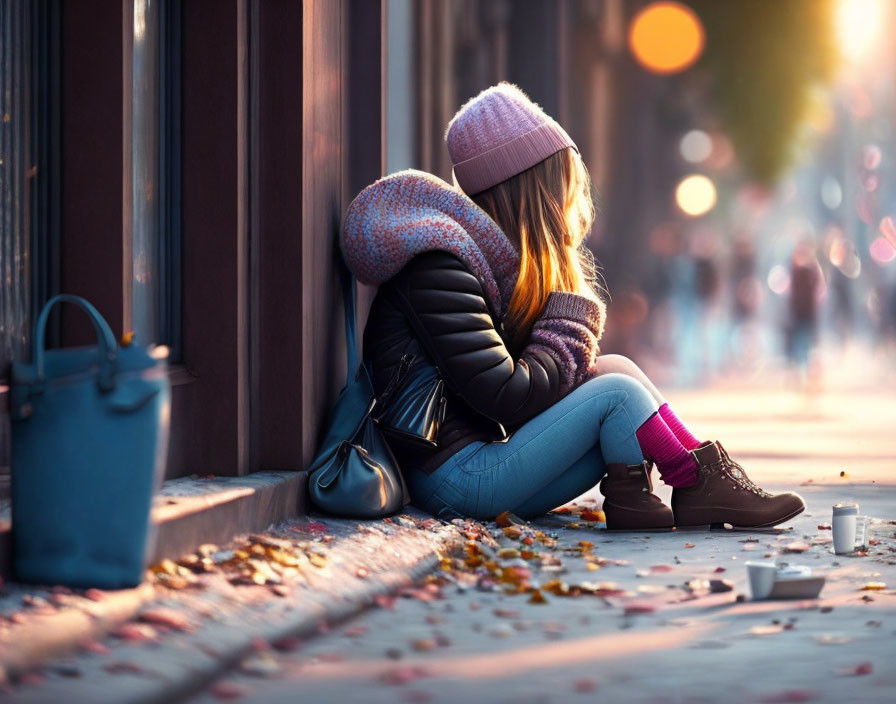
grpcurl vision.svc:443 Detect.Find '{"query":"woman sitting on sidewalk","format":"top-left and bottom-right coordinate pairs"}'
top-left (340, 82), bottom-right (805, 529)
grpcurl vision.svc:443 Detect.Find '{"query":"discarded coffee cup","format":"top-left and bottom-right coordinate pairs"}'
top-left (767, 563), bottom-right (825, 599)
top-left (832, 503), bottom-right (858, 554)
top-left (747, 561), bottom-right (826, 600)
top-left (746, 561), bottom-right (777, 600)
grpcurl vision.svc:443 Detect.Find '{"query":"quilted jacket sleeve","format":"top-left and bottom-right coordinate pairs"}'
top-left (389, 250), bottom-right (605, 429)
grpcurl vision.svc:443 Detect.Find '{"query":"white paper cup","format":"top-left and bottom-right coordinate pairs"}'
top-left (832, 503), bottom-right (858, 555)
top-left (746, 561), bottom-right (777, 600)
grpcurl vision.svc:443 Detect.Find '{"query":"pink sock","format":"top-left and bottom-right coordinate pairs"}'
top-left (635, 412), bottom-right (698, 487)
top-left (658, 403), bottom-right (701, 450)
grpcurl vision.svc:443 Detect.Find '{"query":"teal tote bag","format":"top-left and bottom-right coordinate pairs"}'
top-left (9, 295), bottom-right (171, 588)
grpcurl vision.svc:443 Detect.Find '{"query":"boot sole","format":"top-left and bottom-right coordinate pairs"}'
top-left (674, 504), bottom-right (806, 532)
top-left (605, 525), bottom-right (676, 533)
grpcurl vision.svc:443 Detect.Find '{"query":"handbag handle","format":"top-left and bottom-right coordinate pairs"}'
top-left (33, 294), bottom-right (119, 392)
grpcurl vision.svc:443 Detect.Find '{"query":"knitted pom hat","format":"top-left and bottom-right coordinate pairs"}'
top-left (445, 81), bottom-right (579, 196)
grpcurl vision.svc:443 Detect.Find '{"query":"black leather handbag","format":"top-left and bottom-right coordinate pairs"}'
top-left (374, 340), bottom-right (447, 450)
top-left (307, 260), bottom-right (410, 518)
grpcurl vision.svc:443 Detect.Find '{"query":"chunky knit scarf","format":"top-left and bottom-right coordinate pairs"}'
top-left (340, 169), bottom-right (605, 393)
top-left (341, 169), bottom-right (520, 321)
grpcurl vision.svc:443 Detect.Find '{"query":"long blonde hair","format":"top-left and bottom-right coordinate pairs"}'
top-left (470, 147), bottom-right (604, 351)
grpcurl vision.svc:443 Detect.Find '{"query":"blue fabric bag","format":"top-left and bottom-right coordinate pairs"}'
top-left (9, 295), bottom-right (171, 588)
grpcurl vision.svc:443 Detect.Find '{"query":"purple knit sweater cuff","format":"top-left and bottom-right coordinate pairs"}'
top-left (541, 291), bottom-right (605, 336)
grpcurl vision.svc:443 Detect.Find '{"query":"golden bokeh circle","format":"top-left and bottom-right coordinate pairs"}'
top-left (675, 174), bottom-right (717, 216)
top-left (629, 2), bottom-right (705, 75)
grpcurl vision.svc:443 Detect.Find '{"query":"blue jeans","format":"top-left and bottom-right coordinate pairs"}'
top-left (403, 373), bottom-right (659, 521)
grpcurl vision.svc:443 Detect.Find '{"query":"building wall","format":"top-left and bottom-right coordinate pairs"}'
top-left (1, 0), bottom-right (385, 481)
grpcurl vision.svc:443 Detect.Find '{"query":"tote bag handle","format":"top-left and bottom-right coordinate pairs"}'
top-left (33, 294), bottom-right (119, 393)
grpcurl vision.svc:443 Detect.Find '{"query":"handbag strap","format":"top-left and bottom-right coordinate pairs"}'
top-left (336, 255), bottom-right (359, 384)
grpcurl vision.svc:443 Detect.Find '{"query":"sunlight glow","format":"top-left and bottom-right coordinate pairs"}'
top-left (675, 174), bottom-right (716, 216)
top-left (134, 0), bottom-right (148, 41)
top-left (836, 0), bottom-right (887, 65)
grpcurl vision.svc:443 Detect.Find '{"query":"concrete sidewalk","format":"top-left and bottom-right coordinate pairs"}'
top-left (2, 384), bottom-right (895, 703)
top-left (188, 483), bottom-right (896, 704)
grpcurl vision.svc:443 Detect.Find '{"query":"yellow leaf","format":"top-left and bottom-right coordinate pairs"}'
top-left (580, 509), bottom-right (606, 523)
top-left (860, 582), bottom-right (887, 591)
top-left (528, 590), bottom-right (548, 604)
top-left (308, 553), bottom-right (327, 568)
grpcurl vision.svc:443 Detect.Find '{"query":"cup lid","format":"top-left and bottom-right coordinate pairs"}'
top-left (832, 503), bottom-right (858, 516)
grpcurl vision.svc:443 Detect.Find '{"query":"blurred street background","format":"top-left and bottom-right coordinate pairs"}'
top-left (383, 0), bottom-right (896, 394)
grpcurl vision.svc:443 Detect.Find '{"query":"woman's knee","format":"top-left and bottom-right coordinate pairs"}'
top-left (594, 354), bottom-right (664, 404)
top-left (582, 372), bottom-right (658, 414)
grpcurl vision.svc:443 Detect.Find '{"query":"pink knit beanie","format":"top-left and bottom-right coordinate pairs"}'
top-left (445, 81), bottom-right (579, 196)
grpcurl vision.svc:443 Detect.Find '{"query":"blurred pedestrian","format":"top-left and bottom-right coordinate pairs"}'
top-left (785, 239), bottom-right (824, 382)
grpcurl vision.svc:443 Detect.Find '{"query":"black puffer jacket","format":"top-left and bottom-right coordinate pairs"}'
top-left (345, 170), bottom-right (605, 475)
top-left (363, 250), bottom-right (577, 475)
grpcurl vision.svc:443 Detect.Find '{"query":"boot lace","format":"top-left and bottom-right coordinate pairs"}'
top-left (719, 446), bottom-right (772, 497)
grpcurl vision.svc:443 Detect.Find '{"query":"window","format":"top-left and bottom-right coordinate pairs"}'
top-left (0, 0), bottom-right (34, 371)
top-left (127, 0), bottom-right (181, 356)
top-left (1, 0), bottom-right (58, 477)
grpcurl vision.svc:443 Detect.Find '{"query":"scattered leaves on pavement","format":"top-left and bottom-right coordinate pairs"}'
top-left (815, 634), bottom-right (852, 645)
top-left (782, 541), bottom-right (810, 554)
top-left (860, 582), bottom-right (887, 591)
top-left (139, 607), bottom-right (195, 632)
top-left (835, 662), bottom-right (873, 676)
top-left (111, 622), bottom-right (159, 642)
top-left (750, 624), bottom-right (785, 636)
top-left (709, 579), bottom-right (734, 593)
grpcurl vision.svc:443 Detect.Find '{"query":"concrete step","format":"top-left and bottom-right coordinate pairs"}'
top-left (0, 471), bottom-right (308, 684)
top-left (0, 471), bottom-right (309, 580)
top-left (148, 471), bottom-right (309, 566)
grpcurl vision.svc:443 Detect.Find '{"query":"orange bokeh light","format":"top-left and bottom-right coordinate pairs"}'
top-left (628, 1), bottom-right (705, 75)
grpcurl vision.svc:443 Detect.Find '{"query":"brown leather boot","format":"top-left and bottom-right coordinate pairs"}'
top-left (671, 440), bottom-right (806, 528)
top-left (599, 460), bottom-right (675, 530)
